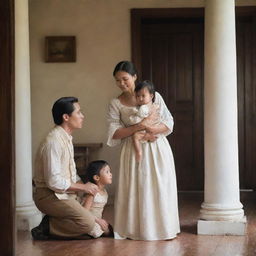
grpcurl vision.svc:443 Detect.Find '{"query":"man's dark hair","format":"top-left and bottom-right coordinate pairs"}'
top-left (52, 97), bottom-right (78, 125)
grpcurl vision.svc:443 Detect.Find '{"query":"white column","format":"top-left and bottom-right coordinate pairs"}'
top-left (15, 0), bottom-right (42, 230)
top-left (198, 0), bottom-right (246, 235)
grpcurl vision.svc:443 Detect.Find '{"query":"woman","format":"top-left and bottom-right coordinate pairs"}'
top-left (107, 61), bottom-right (180, 240)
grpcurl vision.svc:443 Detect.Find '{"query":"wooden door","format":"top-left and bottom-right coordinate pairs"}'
top-left (140, 19), bottom-right (204, 190)
top-left (132, 8), bottom-right (256, 191)
top-left (236, 16), bottom-right (256, 190)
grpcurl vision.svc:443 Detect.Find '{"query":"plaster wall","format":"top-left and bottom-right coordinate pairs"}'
top-left (29, 0), bottom-right (256, 198)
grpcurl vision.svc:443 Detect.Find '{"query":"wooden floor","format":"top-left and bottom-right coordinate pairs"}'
top-left (17, 192), bottom-right (256, 256)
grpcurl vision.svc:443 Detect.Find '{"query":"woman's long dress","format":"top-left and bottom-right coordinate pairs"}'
top-left (107, 92), bottom-right (180, 240)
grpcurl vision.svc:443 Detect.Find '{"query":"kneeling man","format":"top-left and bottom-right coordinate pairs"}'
top-left (32, 97), bottom-right (99, 240)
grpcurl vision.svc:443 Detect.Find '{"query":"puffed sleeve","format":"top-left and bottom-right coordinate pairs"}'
top-left (155, 92), bottom-right (174, 136)
top-left (107, 98), bottom-right (124, 147)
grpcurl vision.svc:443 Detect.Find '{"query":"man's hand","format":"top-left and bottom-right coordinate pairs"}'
top-left (83, 182), bottom-right (99, 195)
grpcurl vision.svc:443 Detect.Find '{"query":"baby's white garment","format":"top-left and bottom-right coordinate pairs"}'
top-left (129, 104), bottom-right (150, 124)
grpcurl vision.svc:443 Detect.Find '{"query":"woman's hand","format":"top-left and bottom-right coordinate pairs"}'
top-left (146, 123), bottom-right (169, 136)
top-left (145, 126), bottom-right (158, 134)
top-left (95, 218), bottom-right (109, 232)
top-left (143, 132), bottom-right (158, 142)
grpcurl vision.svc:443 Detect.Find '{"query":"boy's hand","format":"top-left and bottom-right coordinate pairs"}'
top-left (96, 218), bottom-right (109, 231)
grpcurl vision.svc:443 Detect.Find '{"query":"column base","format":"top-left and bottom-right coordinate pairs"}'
top-left (200, 202), bottom-right (244, 221)
top-left (16, 201), bottom-right (42, 231)
top-left (197, 216), bottom-right (247, 235)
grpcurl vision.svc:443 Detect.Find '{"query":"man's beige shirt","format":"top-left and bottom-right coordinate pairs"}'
top-left (34, 125), bottom-right (80, 200)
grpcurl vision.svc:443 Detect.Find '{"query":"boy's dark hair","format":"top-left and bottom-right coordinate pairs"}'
top-left (135, 80), bottom-right (156, 102)
top-left (113, 60), bottom-right (137, 77)
top-left (52, 97), bottom-right (78, 125)
top-left (83, 160), bottom-right (109, 184)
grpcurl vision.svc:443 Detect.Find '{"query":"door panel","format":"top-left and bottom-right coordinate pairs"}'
top-left (236, 17), bottom-right (256, 189)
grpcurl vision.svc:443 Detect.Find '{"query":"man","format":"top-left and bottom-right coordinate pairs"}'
top-left (31, 97), bottom-right (99, 240)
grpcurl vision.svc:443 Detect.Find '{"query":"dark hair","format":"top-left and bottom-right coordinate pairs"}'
top-left (83, 160), bottom-right (109, 184)
top-left (52, 97), bottom-right (78, 125)
top-left (135, 80), bottom-right (156, 102)
top-left (113, 61), bottom-right (137, 77)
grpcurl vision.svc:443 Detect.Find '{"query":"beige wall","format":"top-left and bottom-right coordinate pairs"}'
top-left (29, 0), bottom-right (256, 198)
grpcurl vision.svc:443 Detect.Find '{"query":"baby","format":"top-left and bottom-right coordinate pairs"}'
top-left (130, 80), bottom-right (159, 162)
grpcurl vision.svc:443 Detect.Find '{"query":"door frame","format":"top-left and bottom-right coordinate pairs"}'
top-left (0, 0), bottom-right (15, 255)
top-left (131, 7), bottom-right (256, 76)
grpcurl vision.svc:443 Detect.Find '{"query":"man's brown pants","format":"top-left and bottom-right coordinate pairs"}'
top-left (34, 188), bottom-right (95, 238)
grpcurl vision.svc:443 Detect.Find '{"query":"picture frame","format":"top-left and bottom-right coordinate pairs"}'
top-left (45, 36), bottom-right (76, 62)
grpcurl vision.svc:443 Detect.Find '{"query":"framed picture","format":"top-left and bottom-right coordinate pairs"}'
top-left (45, 36), bottom-right (76, 62)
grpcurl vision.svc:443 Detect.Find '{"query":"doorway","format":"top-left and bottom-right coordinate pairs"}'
top-left (131, 8), bottom-right (256, 191)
